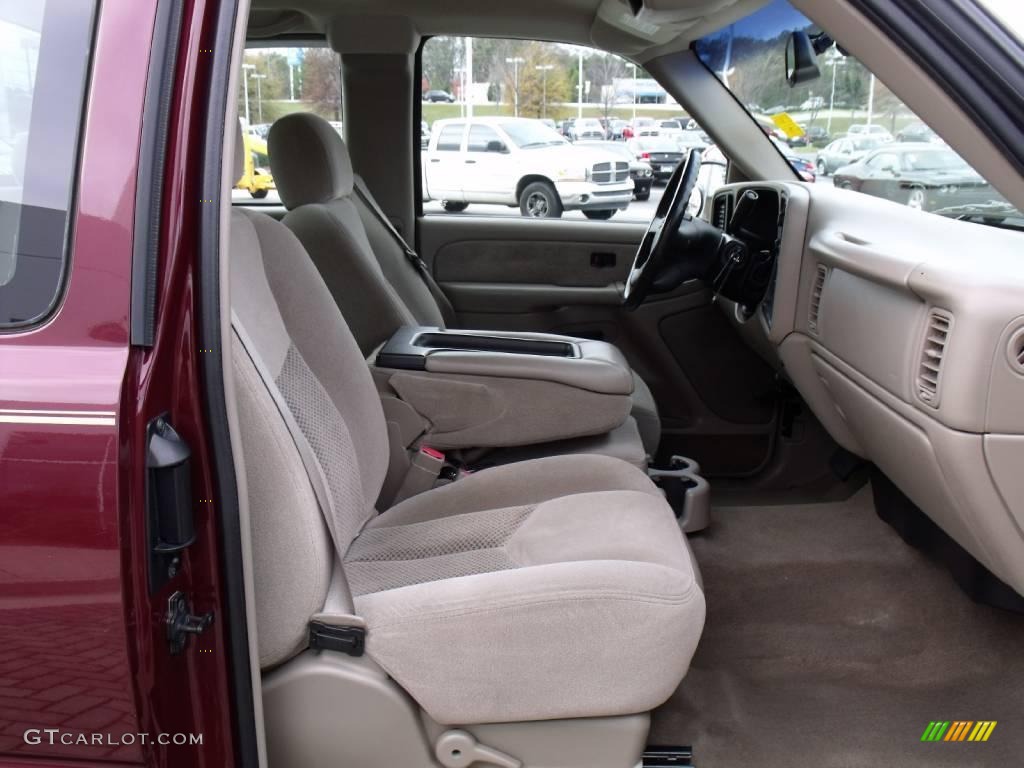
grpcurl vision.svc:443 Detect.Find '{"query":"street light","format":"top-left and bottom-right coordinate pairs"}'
top-left (242, 63), bottom-right (255, 126)
top-left (577, 49), bottom-right (584, 119)
top-left (505, 57), bottom-right (525, 117)
top-left (628, 62), bottom-right (639, 122)
top-left (251, 73), bottom-right (267, 124)
top-left (825, 47), bottom-right (846, 135)
top-left (535, 64), bottom-right (554, 118)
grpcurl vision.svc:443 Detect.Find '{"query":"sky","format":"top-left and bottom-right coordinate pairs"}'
top-left (978, 0), bottom-right (1024, 38)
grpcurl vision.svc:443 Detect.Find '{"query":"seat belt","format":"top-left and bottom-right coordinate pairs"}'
top-left (352, 176), bottom-right (457, 326)
top-left (230, 313), bottom-right (357, 614)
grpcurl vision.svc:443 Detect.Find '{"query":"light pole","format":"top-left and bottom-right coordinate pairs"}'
top-left (505, 57), bottom-right (524, 117)
top-left (465, 37), bottom-right (474, 118)
top-left (242, 63), bottom-right (255, 125)
top-left (577, 49), bottom-right (584, 119)
top-left (629, 62), bottom-right (638, 122)
top-left (866, 72), bottom-right (876, 127)
top-left (251, 73), bottom-right (267, 124)
top-left (535, 64), bottom-right (554, 118)
top-left (826, 48), bottom-right (846, 134)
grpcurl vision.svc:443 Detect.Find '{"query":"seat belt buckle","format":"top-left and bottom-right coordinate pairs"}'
top-left (309, 621), bottom-right (366, 657)
top-left (393, 446), bottom-right (447, 503)
top-left (420, 446), bottom-right (445, 462)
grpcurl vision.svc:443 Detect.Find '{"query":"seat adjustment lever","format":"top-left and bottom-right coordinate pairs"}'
top-left (435, 730), bottom-right (521, 768)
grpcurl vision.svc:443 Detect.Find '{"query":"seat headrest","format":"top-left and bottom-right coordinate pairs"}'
top-left (268, 113), bottom-right (354, 209)
top-left (234, 118), bottom-right (245, 186)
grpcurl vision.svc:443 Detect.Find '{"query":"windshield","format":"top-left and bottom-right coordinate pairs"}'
top-left (852, 137), bottom-right (884, 152)
top-left (902, 149), bottom-right (969, 172)
top-left (694, 0), bottom-right (1022, 229)
top-left (500, 119), bottom-right (566, 149)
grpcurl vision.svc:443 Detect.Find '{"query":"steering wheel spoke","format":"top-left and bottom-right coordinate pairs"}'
top-left (623, 149), bottom-right (705, 308)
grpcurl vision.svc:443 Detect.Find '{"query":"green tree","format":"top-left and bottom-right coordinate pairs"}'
top-left (422, 36), bottom-right (460, 94)
top-left (511, 43), bottom-right (571, 118)
top-left (301, 48), bottom-right (343, 120)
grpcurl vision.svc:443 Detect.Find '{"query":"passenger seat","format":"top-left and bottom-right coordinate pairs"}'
top-left (267, 112), bottom-right (663, 456)
top-left (227, 122), bottom-right (705, 764)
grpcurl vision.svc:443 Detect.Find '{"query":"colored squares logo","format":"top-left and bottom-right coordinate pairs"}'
top-left (921, 721), bottom-right (997, 742)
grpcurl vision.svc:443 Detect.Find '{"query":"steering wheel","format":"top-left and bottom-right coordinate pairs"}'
top-left (623, 149), bottom-right (703, 308)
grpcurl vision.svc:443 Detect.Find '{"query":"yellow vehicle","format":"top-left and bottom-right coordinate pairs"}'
top-left (235, 131), bottom-right (275, 199)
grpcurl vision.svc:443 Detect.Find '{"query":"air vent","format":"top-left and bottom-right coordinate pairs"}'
top-left (808, 265), bottom-right (828, 334)
top-left (1009, 328), bottom-right (1024, 375)
top-left (712, 194), bottom-right (732, 231)
top-left (917, 309), bottom-right (954, 406)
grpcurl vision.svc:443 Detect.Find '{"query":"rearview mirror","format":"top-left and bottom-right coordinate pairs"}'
top-left (486, 140), bottom-right (508, 153)
top-left (785, 31), bottom-right (822, 86)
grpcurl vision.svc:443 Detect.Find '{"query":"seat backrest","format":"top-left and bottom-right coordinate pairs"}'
top-left (229, 120), bottom-right (389, 667)
top-left (268, 112), bottom-right (444, 354)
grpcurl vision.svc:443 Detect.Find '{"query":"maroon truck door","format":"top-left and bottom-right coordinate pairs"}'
top-left (0, 1), bottom-right (238, 765)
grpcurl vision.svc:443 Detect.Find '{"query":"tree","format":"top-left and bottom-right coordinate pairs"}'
top-left (586, 51), bottom-right (627, 119)
top-left (422, 36), bottom-right (460, 94)
top-left (510, 42), bottom-right (571, 118)
top-left (301, 48), bottom-right (343, 120)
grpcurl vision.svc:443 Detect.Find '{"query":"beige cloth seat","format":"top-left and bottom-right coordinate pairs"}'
top-left (268, 112), bottom-right (662, 455)
top-left (229, 124), bottom-right (705, 726)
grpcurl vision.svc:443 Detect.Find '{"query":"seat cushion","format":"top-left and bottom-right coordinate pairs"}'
top-left (630, 370), bottom-right (660, 455)
top-left (343, 455), bottom-right (705, 724)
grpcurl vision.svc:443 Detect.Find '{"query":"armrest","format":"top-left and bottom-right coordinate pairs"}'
top-left (375, 327), bottom-right (634, 395)
top-left (372, 327), bottom-right (635, 450)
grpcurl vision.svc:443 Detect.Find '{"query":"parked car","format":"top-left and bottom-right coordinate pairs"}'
top-left (575, 140), bottom-right (654, 200)
top-left (421, 120), bottom-right (430, 149)
top-left (423, 117), bottom-right (633, 218)
top-left (568, 117), bottom-right (606, 141)
top-left (424, 89), bottom-right (455, 102)
top-left (234, 131), bottom-right (275, 199)
top-left (846, 123), bottom-right (894, 142)
top-left (607, 118), bottom-right (628, 140)
top-left (815, 135), bottom-right (887, 174)
top-left (896, 121), bottom-right (939, 143)
top-left (626, 136), bottom-right (683, 179)
top-left (804, 126), bottom-right (831, 146)
top-left (675, 129), bottom-right (710, 153)
top-left (623, 117), bottom-right (657, 139)
top-left (832, 144), bottom-right (1001, 211)
top-left (247, 122), bottom-right (271, 139)
top-left (656, 119), bottom-right (684, 142)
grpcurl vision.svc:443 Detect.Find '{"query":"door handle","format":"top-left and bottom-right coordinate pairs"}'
top-left (465, 160), bottom-right (477, 164)
top-left (430, 158), bottom-right (440, 163)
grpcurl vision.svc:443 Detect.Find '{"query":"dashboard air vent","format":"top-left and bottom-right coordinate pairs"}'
top-left (712, 194), bottom-right (732, 231)
top-left (808, 265), bottom-right (827, 334)
top-left (917, 309), bottom-right (953, 406)
top-left (1009, 328), bottom-right (1024, 375)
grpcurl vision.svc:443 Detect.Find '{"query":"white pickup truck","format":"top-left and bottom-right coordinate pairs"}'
top-left (423, 117), bottom-right (634, 219)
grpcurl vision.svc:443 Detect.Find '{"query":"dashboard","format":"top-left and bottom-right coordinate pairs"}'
top-left (709, 181), bottom-right (1024, 597)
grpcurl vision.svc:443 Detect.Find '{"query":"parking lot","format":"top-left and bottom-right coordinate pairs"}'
top-left (233, 153), bottom-right (836, 222)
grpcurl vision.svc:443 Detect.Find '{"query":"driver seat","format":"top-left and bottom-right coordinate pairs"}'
top-left (267, 112), bottom-right (663, 456)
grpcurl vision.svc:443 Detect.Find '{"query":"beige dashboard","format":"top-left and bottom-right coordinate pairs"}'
top-left (713, 181), bottom-right (1024, 596)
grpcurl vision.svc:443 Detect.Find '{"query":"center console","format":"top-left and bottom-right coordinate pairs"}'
top-left (371, 326), bottom-right (636, 455)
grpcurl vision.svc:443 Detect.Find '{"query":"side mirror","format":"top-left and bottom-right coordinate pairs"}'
top-left (785, 31), bottom-right (822, 86)
top-left (486, 140), bottom-right (508, 153)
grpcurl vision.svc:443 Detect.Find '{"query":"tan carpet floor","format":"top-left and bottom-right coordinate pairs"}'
top-left (651, 486), bottom-right (1024, 767)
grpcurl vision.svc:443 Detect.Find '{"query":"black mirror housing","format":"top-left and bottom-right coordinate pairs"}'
top-left (785, 31), bottom-right (822, 86)
top-left (486, 140), bottom-right (508, 153)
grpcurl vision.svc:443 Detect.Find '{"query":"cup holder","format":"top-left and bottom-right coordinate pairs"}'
top-left (649, 455), bottom-right (711, 533)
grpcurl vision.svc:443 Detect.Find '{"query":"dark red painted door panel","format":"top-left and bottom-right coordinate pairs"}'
top-left (0, 0), bottom-right (237, 765)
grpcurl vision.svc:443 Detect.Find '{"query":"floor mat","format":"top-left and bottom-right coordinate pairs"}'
top-left (651, 486), bottom-right (1024, 767)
